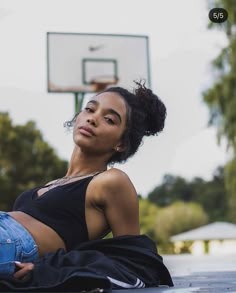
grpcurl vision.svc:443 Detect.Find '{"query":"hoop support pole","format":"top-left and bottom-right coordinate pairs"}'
top-left (74, 92), bottom-right (85, 114)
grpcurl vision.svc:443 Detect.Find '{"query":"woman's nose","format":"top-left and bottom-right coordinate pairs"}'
top-left (87, 117), bottom-right (96, 126)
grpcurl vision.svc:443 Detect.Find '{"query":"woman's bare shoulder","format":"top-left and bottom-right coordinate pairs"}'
top-left (95, 168), bottom-right (134, 189)
top-left (88, 168), bottom-right (137, 202)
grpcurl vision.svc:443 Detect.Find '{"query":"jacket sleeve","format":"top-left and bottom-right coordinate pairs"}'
top-left (0, 234), bottom-right (173, 292)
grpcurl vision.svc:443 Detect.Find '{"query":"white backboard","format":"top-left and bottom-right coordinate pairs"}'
top-left (47, 32), bottom-right (151, 93)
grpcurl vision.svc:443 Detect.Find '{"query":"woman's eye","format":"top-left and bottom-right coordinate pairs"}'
top-left (105, 117), bottom-right (114, 124)
top-left (84, 107), bottom-right (93, 112)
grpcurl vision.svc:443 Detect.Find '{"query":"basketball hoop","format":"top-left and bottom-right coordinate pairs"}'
top-left (47, 32), bottom-right (151, 113)
top-left (48, 77), bottom-right (119, 93)
top-left (48, 81), bottom-right (93, 93)
top-left (90, 76), bottom-right (119, 92)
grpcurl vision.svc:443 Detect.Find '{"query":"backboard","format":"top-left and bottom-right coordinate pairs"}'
top-left (47, 32), bottom-right (151, 93)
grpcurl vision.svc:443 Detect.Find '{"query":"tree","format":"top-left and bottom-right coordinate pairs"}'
top-left (154, 201), bottom-right (209, 253)
top-left (138, 197), bottom-right (209, 254)
top-left (148, 174), bottom-right (194, 206)
top-left (0, 112), bottom-right (68, 210)
top-left (147, 167), bottom-right (228, 222)
top-left (224, 157), bottom-right (236, 220)
top-left (139, 199), bottom-right (159, 240)
top-left (203, 0), bottom-right (236, 221)
top-left (191, 166), bottom-right (228, 221)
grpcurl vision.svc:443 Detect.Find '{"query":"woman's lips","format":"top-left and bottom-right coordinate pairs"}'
top-left (79, 127), bottom-right (95, 136)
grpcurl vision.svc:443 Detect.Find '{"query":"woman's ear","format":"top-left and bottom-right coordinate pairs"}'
top-left (114, 142), bottom-right (126, 153)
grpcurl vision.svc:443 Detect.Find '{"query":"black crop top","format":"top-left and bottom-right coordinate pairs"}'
top-left (13, 176), bottom-right (95, 251)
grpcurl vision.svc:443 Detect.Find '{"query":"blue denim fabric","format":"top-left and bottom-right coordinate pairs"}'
top-left (0, 211), bottom-right (38, 276)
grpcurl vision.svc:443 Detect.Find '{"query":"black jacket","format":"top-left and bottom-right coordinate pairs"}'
top-left (0, 235), bottom-right (173, 292)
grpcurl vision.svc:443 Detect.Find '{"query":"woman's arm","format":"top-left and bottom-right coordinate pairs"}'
top-left (96, 168), bottom-right (140, 236)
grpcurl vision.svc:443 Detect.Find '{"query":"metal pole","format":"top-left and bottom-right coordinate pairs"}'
top-left (74, 92), bottom-right (85, 114)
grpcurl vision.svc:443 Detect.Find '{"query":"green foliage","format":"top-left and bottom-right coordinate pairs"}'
top-left (147, 167), bottom-right (228, 221)
top-left (192, 167), bottom-right (228, 221)
top-left (148, 174), bottom-right (194, 206)
top-left (0, 112), bottom-right (68, 210)
top-left (138, 198), bottom-right (209, 254)
top-left (155, 201), bottom-right (209, 245)
top-left (224, 158), bottom-right (236, 221)
top-left (207, 0), bottom-right (236, 37)
top-left (103, 231), bottom-right (113, 239)
top-left (203, 0), bottom-right (236, 222)
top-left (139, 199), bottom-right (159, 240)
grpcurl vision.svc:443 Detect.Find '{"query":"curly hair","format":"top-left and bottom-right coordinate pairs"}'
top-left (64, 81), bottom-right (167, 164)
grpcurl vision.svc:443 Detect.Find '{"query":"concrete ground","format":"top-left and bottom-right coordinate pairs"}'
top-left (113, 254), bottom-right (236, 292)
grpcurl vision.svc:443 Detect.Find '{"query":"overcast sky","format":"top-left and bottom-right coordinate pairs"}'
top-left (0, 0), bottom-right (230, 196)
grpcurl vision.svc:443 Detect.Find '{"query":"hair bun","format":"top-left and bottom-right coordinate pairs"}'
top-left (134, 81), bottom-right (167, 136)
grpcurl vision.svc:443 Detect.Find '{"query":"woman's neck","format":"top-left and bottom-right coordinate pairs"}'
top-left (66, 146), bottom-right (107, 176)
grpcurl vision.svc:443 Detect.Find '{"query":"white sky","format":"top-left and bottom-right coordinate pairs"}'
top-left (0, 0), bottom-right (230, 196)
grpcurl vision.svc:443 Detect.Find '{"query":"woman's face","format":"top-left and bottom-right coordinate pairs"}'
top-left (73, 91), bottom-right (127, 159)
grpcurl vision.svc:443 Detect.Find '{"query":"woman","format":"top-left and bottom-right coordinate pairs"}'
top-left (1, 81), bottom-right (166, 279)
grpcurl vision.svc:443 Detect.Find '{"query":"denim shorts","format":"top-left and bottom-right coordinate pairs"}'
top-left (0, 211), bottom-right (39, 276)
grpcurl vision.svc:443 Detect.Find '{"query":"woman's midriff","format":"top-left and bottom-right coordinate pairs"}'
top-left (7, 211), bottom-right (66, 257)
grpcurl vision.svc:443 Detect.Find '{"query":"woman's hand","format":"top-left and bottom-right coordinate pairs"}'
top-left (13, 261), bottom-right (34, 280)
